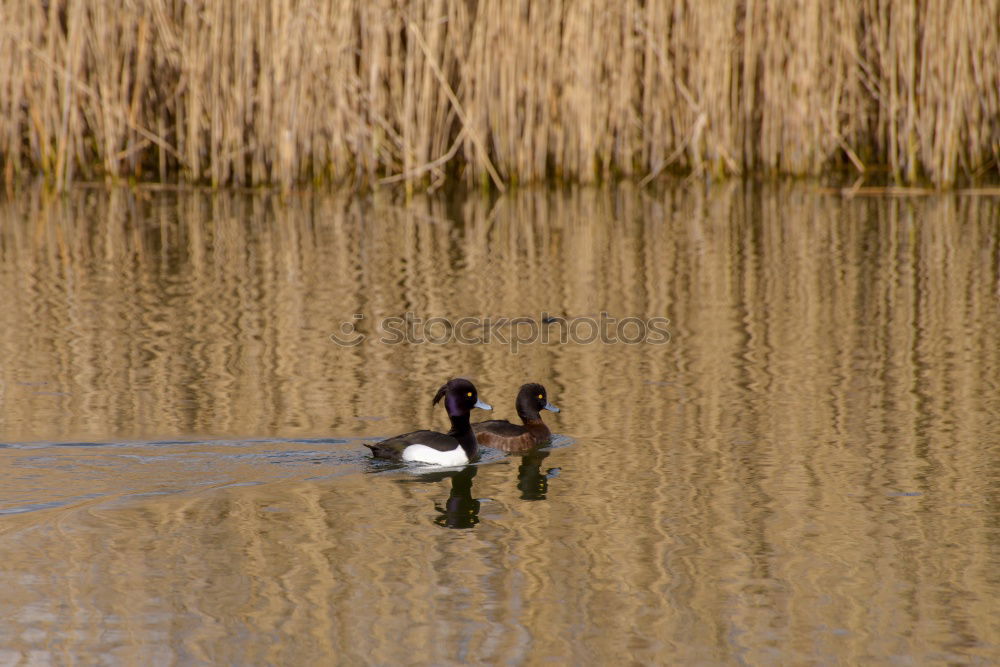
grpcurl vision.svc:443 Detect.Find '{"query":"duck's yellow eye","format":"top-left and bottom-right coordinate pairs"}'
top-left (467, 392), bottom-right (473, 397)
top-left (537, 394), bottom-right (543, 399)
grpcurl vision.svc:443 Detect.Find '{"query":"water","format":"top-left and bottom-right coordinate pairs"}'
top-left (0, 184), bottom-right (997, 664)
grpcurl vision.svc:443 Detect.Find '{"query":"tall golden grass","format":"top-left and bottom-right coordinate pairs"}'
top-left (1, 0), bottom-right (998, 189)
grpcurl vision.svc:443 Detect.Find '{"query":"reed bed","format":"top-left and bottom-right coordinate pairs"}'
top-left (1, 0), bottom-right (998, 189)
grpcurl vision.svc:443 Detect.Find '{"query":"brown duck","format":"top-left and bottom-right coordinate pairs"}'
top-left (472, 383), bottom-right (560, 453)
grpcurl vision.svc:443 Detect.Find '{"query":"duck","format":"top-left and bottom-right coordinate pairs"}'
top-left (472, 382), bottom-right (560, 453)
top-left (364, 378), bottom-right (492, 465)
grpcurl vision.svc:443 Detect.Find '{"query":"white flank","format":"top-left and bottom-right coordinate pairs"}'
top-left (401, 444), bottom-right (469, 466)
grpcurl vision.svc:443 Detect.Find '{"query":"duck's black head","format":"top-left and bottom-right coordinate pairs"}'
top-left (433, 378), bottom-right (492, 417)
top-left (515, 383), bottom-right (560, 421)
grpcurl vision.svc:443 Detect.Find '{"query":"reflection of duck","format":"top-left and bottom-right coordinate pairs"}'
top-left (395, 465), bottom-right (481, 528)
top-left (516, 451), bottom-right (560, 501)
top-left (434, 466), bottom-right (480, 529)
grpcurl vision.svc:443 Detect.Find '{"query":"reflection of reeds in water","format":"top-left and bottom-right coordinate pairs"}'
top-left (0, 185), bottom-right (997, 446)
top-left (0, 185), bottom-right (997, 662)
top-left (2, 2), bottom-right (999, 188)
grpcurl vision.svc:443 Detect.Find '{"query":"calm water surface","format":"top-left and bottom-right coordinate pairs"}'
top-left (0, 185), bottom-right (998, 664)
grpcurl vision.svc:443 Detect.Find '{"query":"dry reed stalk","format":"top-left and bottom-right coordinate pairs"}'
top-left (0, 0), bottom-right (998, 189)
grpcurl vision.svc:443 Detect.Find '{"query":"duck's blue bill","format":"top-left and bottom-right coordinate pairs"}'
top-left (544, 402), bottom-right (560, 413)
top-left (475, 399), bottom-right (492, 411)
